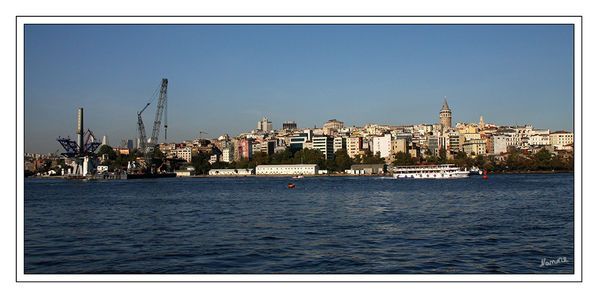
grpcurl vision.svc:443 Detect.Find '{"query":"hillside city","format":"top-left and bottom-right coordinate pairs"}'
top-left (25, 98), bottom-right (574, 176)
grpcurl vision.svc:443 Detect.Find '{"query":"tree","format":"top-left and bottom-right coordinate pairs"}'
top-left (252, 151), bottom-right (270, 166)
top-left (533, 148), bottom-right (552, 170)
top-left (334, 149), bottom-right (353, 171)
top-left (361, 149), bottom-right (385, 164)
top-left (98, 145), bottom-right (117, 160)
top-left (392, 152), bottom-right (416, 166)
top-left (438, 148), bottom-right (448, 163)
top-left (271, 148), bottom-right (293, 164)
top-left (192, 152), bottom-right (212, 174)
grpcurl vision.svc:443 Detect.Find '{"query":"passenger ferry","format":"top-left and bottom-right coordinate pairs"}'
top-left (392, 164), bottom-right (470, 179)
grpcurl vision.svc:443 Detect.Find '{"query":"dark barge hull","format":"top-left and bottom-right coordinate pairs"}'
top-left (126, 173), bottom-right (177, 179)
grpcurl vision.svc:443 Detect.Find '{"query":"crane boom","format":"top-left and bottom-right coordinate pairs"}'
top-left (135, 78), bottom-right (168, 174)
top-left (137, 102), bottom-right (151, 154)
top-left (150, 78), bottom-right (168, 146)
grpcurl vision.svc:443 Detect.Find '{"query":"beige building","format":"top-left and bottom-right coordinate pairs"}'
top-left (549, 131), bottom-right (574, 150)
top-left (463, 139), bottom-right (487, 156)
top-left (347, 136), bottom-right (362, 158)
top-left (323, 119), bottom-right (344, 135)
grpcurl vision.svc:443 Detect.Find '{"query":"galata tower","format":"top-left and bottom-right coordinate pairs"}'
top-left (440, 96), bottom-right (452, 130)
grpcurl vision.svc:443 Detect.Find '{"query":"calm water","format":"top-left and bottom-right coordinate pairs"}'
top-left (24, 174), bottom-right (574, 274)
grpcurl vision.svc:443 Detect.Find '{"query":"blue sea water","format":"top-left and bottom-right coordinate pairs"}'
top-left (24, 174), bottom-right (574, 274)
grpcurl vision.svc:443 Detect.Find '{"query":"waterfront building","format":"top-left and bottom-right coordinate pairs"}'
top-left (372, 134), bottom-right (392, 158)
top-left (440, 96), bottom-right (452, 130)
top-left (257, 116), bottom-right (273, 132)
top-left (312, 136), bottom-right (335, 159)
top-left (255, 164), bottom-right (319, 175)
top-left (347, 136), bottom-right (362, 158)
top-left (549, 131), bottom-right (574, 150)
top-left (209, 168), bottom-right (254, 176)
top-left (283, 121), bottom-right (297, 130)
top-left (349, 164), bottom-right (386, 175)
top-left (333, 136), bottom-right (346, 153)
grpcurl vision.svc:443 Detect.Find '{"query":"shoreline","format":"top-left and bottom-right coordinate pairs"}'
top-left (27, 170), bottom-right (573, 179)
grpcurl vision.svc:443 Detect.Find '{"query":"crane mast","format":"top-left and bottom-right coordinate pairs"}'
top-left (151, 78), bottom-right (168, 146)
top-left (135, 78), bottom-right (168, 173)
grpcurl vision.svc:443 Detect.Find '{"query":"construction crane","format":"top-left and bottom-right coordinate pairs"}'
top-left (136, 78), bottom-right (168, 173)
top-left (199, 131), bottom-right (208, 139)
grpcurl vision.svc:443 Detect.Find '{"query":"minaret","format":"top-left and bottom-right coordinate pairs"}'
top-left (440, 96), bottom-right (452, 130)
top-left (479, 115), bottom-right (485, 129)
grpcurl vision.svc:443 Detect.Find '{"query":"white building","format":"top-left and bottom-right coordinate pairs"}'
top-left (312, 136), bottom-right (334, 159)
top-left (372, 134), bottom-right (392, 158)
top-left (257, 116), bottom-right (273, 132)
top-left (209, 168), bottom-right (254, 176)
top-left (175, 147), bottom-right (192, 162)
top-left (333, 136), bottom-right (346, 153)
top-left (255, 164), bottom-right (319, 175)
top-left (222, 147), bottom-right (234, 163)
top-left (493, 135), bottom-right (509, 154)
top-left (529, 134), bottom-right (550, 146)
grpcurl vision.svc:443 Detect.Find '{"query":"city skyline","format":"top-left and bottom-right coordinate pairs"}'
top-left (25, 24), bottom-right (574, 153)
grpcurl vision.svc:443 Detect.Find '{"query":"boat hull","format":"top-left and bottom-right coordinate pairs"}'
top-left (393, 171), bottom-right (470, 179)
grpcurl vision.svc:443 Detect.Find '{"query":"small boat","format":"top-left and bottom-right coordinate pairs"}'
top-left (287, 183), bottom-right (295, 188)
top-left (292, 175), bottom-right (304, 179)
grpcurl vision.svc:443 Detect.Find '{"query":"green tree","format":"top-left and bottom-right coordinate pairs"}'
top-left (334, 149), bottom-right (353, 171)
top-left (392, 152), bottom-right (416, 166)
top-left (270, 148), bottom-right (293, 164)
top-left (252, 151), bottom-right (270, 166)
top-left (533, 148), bottom-right (552, 170)
top-left (362, 150), bottom-right (385, 164)
top-left (192, 152), bottom-right (212, 174)
top-left (438, 148), bottom-right (447, 163)
top-left (98, 145), bottom-right (117, 160)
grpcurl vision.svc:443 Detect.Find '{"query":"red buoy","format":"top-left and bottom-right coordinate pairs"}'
top-left (483, 175), bottom-right (488, 179)
top-left (288, 184), bottom-right (295, 188)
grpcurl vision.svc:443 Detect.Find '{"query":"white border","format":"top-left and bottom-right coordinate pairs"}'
top-left (16, 16), bottom-right (582, 282)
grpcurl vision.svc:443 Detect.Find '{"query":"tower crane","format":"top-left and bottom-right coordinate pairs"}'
top-left (136, 78), bottom-right (168, 173)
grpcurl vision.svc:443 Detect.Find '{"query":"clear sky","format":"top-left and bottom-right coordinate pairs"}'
top-left (24, 24), bottom-right (573, 154)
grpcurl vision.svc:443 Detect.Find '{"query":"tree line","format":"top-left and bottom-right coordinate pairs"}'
top-left (392, 148), bottom-right (573, 172)
top-left (191, 148), bottom-right (386, 175)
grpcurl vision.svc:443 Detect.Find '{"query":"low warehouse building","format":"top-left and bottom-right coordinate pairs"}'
top-left (256, 164), bottom-right (319, 175)
top-left (349, 164), bottom-right (386, 175)
top-left (208, 168), bottom-right (254, 176)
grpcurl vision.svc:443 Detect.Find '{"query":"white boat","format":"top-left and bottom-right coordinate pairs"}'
top-left (292, 175), bottom-right (304, 179)
top-left (392, 164), bottom-right (470, 179)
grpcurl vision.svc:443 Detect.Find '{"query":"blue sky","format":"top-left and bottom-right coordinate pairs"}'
top-left (24, 24), bottom-right (573, 153)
